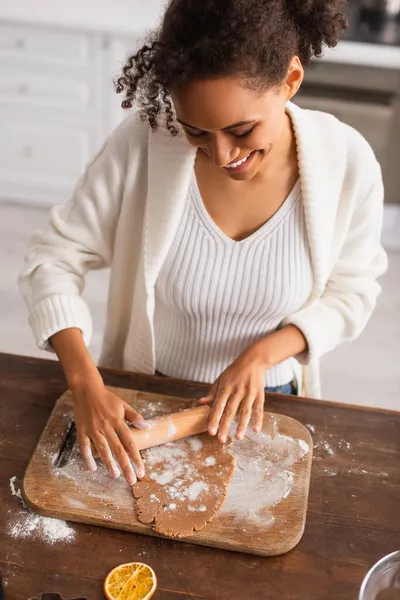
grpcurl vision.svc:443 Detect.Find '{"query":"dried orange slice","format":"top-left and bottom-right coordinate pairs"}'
top-left (104, 562), bottom-right (157, 600)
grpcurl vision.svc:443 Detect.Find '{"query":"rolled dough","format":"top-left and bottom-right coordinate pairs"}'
top-left (132, 434), bottom-right (235, 537)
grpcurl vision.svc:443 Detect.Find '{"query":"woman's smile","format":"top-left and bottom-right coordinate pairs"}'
top-left (223, 150), bottom-right (257, 172)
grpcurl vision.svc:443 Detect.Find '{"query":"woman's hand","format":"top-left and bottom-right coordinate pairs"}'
top-left (198, 326), bottom-right (307, 443)
top-left (198, 344), bottom-right (269, 444)
top-left (72, 376), bottom-right (150, 486)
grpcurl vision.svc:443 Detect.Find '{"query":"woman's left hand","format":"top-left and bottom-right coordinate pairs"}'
top-left (198, 343), bottom-right (269, 444)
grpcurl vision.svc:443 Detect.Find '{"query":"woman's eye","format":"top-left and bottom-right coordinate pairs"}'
top-left (185, 129), bottom-right (207, 138)
top-left (233, 126), bottom-right (256, 138)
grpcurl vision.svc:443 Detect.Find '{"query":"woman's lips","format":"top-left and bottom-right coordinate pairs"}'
top-left (223, 150), bottom-right (257, 173)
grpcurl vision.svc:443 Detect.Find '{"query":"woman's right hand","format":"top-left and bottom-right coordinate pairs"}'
top-left (72, 377), bottom-right (149, 486)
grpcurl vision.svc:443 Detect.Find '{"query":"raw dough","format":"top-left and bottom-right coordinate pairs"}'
top-left (132, 434), bottom-right (235, 538)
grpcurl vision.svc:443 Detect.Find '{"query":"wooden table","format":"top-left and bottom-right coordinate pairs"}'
top-left (1, 353), bottom-right (399, 600)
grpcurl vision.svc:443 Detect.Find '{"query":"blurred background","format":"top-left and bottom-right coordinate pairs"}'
top-left (0, 0), bottom-right (399, 409)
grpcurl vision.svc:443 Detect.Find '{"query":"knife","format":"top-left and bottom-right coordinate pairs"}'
top-left (0, 571), bottom-right (5, 600)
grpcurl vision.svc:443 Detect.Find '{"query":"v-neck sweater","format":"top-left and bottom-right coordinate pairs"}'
top-left (18, 102), bottom-right (388, 398)
top-left (154, 176), bottom-right (312, 386)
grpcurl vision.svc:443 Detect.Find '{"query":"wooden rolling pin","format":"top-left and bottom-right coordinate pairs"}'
top-left (131, 405), bottom-right (211, 451)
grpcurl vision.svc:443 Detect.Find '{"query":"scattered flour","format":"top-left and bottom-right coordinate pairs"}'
top-left (140, 400), bottom-right (173, 419)
top-left (9, 513), bottom-right (75, 544)
top-left (223, 426), bottom-right (309, 525)
top-left (338, 440), bottom-right (352, 451)
top-left (186, 481), bottom-right (209, 501)
top-left (298, 439), bottom-right (310, 454)
top-left (322, 467), bottom-right (339, 477)
top-left (150, 470), bottom-right (174, 485)
top-left (348, 466), bottom-right (389, 478)
top-left (312, 435), bottom-right (355, 477)
top-left (314, 440), bottom-right (335, 457)
top-left (305, 424), bottom-right (316, 434)
top-left (8, 476), bottom-right (75, 545)
top-left (188, 504), bottom-right (207, 512)
top-left (9, 476), bottom-right (23, 502)
top-left (145, 443), bottom-right (187, 467)
top-left (141, 437), bottom-right (212, 512)
top-left (188, 438), bottom-right (203, 452)
top-left (140, 425), bottom-right (309, 524)
top-left (168, 418), bottom-right (177, 437)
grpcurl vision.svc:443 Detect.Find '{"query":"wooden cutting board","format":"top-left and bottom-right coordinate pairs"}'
top-left (23, 386), bottom-right (313, 556)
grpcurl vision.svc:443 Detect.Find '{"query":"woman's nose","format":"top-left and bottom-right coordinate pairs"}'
top-left (208, 138), bottom-right (239, 167)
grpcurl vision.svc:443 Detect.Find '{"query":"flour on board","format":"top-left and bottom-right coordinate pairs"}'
top-left (222, 423), bottom-right (309, 525)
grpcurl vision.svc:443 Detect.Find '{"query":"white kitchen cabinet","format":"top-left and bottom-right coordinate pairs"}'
top-left (0, 121), bottom-right (90, 200)
top-left (0, 22), bottom-right (91, 65)
top-left (0, 21), bottom-right (129, 207)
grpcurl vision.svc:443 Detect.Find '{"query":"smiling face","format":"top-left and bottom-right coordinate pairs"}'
top-left (171, 59), bottom-right (303, 181)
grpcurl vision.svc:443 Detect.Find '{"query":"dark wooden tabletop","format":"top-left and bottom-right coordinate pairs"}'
top-left (1, 353), bottom-right (399, 600)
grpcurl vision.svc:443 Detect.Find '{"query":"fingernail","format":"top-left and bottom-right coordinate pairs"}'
top-left (254, 425), bottom-right (261, 433)
top-left (87, 458), bottom-right (97, 472)
top-left (111, 467), bottom-right (121, 479)
top-left (127, 471), bottom-right (137, 486)
top-left (134, 420), bottom-right (151, 430)
top-left (209, 427), bottom-right (217, 436)
top-left (236, 431), bottom-right (244, 441)
top-left (219, 435), bottom-right (227, 444)
top-left (131, 461), bottom-right (145, 479)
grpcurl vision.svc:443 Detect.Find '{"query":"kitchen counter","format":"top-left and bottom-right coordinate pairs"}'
top-left (2, 0), bottom-right (400, 68)
top-left (1, 353), bottom-right (399, 600)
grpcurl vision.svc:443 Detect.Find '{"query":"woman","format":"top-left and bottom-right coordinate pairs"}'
top-left (19, 0), bottom-right (387, 487)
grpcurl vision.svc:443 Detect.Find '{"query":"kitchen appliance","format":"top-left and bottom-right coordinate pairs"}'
top-left (360, 0), bottom-right (400, 16)
top-left (347, 0), bottom-right (400, 45)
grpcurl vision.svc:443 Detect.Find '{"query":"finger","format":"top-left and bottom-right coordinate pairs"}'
top-left (79, 434), bottom-right (97, 472)
top-left (197, 396), bottom-right (214, 405)
top-left (252, 394), bottom-right (265, 433)
top-left (90, 440), bottom-right (99, 459)
top-left (236, 394), bottom-right (257, 441)
top-left (208, 381), bottom-right (233, 436)
top-left (116, 423), bottom-right (146, 480)
top-left (107, 428), bottom-right (138, 486)
top-left (198, 382), bottom-right (218, 405)
top-left (124, 403), bottom-right (151, 429)
top-left (217, 392), bottom-right (244, 444)
top-left (92, 433), bottom-right (121, 480)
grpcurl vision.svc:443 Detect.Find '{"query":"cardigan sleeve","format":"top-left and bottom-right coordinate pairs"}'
top-left (282, 159), bottom-right (388, 364)
top-left (18, 119), bottom-right (138, 352)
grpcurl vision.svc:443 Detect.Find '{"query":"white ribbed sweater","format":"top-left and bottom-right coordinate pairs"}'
top-left (18, 102), bottom-right (388, 398)
top-left (155, 177), bottom-right (312, 386)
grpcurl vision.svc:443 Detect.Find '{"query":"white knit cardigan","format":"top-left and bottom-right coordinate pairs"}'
top-left (19, 102), bottom-right (388, 398)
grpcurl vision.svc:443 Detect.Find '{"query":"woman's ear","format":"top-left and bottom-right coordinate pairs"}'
top-left (285, 55), bottom-right (304, 101)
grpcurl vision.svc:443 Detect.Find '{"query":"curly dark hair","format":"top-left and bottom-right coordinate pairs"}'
top-left (115, 0), bottom-right (348, 135)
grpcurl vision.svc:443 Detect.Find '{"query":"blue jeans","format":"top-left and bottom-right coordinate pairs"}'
top-left (265, 381), bottom-right (297, 395)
